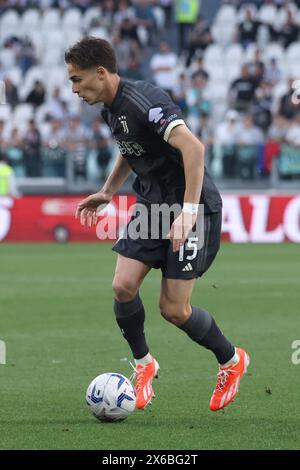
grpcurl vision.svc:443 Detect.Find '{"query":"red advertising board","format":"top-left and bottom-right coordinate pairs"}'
top-left (0, 194), bottom-right (299, 243)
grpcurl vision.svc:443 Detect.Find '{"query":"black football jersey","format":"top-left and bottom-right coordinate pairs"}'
top-left (101, 79), bottom-right (222, 213)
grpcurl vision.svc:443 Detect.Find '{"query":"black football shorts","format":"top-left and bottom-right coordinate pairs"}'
top-left (112, 210), bottom-right (222, 280)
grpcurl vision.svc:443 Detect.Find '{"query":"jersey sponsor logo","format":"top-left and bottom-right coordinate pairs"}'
top-left (149, 107), bottom-right (164, 124)
top-left (116, 140), bottom-right (146, 157)
top-left (118, 114), bottom-right (129, 134)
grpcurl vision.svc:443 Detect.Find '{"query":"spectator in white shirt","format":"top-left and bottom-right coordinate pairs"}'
top-left (150, 41), bottom-right (178, 96)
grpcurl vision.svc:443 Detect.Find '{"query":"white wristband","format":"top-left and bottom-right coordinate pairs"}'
top-left (182, 203), bottom-right (199, 215)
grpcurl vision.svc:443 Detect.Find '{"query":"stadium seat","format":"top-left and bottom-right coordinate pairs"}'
top-left (0, 9), bottom-right (20, 29)
top-left (215, 5), bottom-right (237, 25)
top-left (286, 42), bottom-right (300, 64)
top-left (0, 104), bottom-right (12, 122)
top-left (0, 48), bottom-right (16, 69)
top-left (204, 44), bottom-right (223, 66)
top-left (43, 30), bottom-right (65, 49)
top-left (45, 65), bottom-right (71, 92)
top-left (21, 9), bottom-right (41, 33)
top-left (263, 43), bottom-right (284, 63)
top-left (64, 30), bottom-right (84, 48)
top-left (152, 6), bottom-right (165, 30)
top-left (41, 8), bottom-right (61, 29)
top-left (205, 64), bottom-right (225, 82)
top-left (287, 64), bottom-right (300, 79)
top-left (82, 6), bottom-right (102, 29)
top-left (12, 103), bottom-right (34, 123)
top-left (5, 67), bottom-right (22, 88)
top-left (243, 44), bottom-right (257, 62)
top-left (24, 30), bottom-right (43, 60)
top-left (210, 82), bottom-right (229, 102)
top-left (0, 28), bottom-right (22, 46)
top-left (226, 63), bottom-right (241, 83)
top-left (258, 5), bottom-right (277, 25)
top-left (211, 23), bottom-right (236, 46)
top-left (41, 48), bottom-right (63, 67)
top-left (276, 5), bottom-right (298, 28)
top-left (225, 44), bottom-right (243, 66)
top-left (88, 27), bottom-right (109, 41)
top-left (237, 4), bottom-right (258, 22)
top-left (21, 66), bottom-right (45, 101)
top-left (62, 8), bottom-right (82, 29)
top-left (137, 26), bottom-right (149, 47)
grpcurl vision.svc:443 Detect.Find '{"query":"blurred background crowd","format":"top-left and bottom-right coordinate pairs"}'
top-left (0, 0), bottom-right (300, 195)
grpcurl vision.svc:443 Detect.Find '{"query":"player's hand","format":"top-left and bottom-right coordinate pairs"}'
top-left (166, 212), bottom-right (197, 252)
top-left (75, 190), bottom-right (113, 227)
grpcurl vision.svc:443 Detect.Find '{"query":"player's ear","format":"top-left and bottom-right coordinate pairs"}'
top-left (96, 66), bottom-right (106, 80)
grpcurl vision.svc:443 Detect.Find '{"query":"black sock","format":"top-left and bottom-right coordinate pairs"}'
top-left (179, 306), bottom-right (235, 364)
top-left (114, 294), bottom-right (149, 360)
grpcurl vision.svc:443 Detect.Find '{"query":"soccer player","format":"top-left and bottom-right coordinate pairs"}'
top-left (65, 37), bottom-right (250, 412)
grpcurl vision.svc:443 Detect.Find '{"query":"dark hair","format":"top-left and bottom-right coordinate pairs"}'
top-left (65, 36), bottom-right (117, 73)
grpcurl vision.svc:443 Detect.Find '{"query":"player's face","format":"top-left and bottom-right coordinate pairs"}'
top-left (67, 63), bottom-right (108, 105)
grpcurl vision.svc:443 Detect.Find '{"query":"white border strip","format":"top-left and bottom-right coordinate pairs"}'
top-left (163, 119), bottom-right (185, 142)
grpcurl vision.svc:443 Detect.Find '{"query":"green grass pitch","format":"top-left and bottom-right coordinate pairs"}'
top-left (0, 242), bottom-right (299, 450)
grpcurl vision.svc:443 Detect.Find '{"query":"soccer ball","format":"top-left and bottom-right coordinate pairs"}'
top-left (86, 372), bottom-right (136, 422)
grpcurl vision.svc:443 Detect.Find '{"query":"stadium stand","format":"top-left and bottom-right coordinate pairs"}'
top-left (0, 0), bottom-right (300, 193)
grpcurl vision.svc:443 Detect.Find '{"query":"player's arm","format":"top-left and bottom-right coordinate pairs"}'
top-left (102, 152), bottom-right (132, 195)
top-left (167, 124), bottom-right (205, 252)
top-left (76, 153), bottom-right (132, 226)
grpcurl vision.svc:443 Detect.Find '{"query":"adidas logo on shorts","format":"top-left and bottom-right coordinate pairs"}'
top-left (182, 263), bottom-right (193, 272)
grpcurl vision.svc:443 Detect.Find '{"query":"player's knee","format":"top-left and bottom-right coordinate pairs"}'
top-left (112, 278), bottom-right (138, 302)
top-left (159, 299), bottom-right (190, 326)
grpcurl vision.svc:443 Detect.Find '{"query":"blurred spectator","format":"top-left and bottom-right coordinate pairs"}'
top-left (238, 114), bottom-right (264, 145)
top-left (276, 10), bottom-right (299, 48)
top-left (268, 114), bottom-right (289, 142)
top-left (236, 114), bottom-right (264, 179)
top-left (150, 41), bottom-right (178, 96)
top-left (100, 0), bottom-right (116, 32)
top-left (0, 152), bottom-right (20, 197)
top-left (44, 87), bottom-right (67, 121)
top-left (278, 78), bottom-right (299, 119)
top-left (6, 128), bottom-right (25, 177)
top-left (263, 58), bottom-right (282, 86)
top-left (3, 77), bottom-right (19, 109)
top-left (112, 32), bottom-right (140, 77)
top-left (126, 55), bottom-right (143, 80)
top-left (186, 69), bottom-right (211, 132)
top-left (186, 16), bottom-right (213, 66)
top-left (175, 0), bottom-right (199, 53)
top-left (252, 80), bottom-right (273, 131)
top-left (215, 110), bottom-right (242, 177)
top-left (26, 80), bottom-right (46, 109)
top-left (238, 6), bottom-right (261, 48)
top-left (159, 0), bottom-right (173, 28)
top-left (17, 36), bottom-right (37, 76)
top-left (114, 0), bottom-right (135, 27)
top-left (173, 72), bottom-right (188, 114)
top-left (247, 49), bottom-right (264, 86)
top-left (63, 115), bottom-right (93, 181)
top-left (24, 119), bottom-right (42, 177)
top-left (285, 113), bottom-right (300, 147)
top-left (196, 112), bottom-right (214, 167)
top-left (229, 64), bottom-right (257, 112)
top-left (0, 120), bottom-right (9, 149)
top-left (133, 0), bottom-right (156, 46)
top-left (42, 118), bottom-right (66, 177)
top-left (92, 117), bottom-right (112, 181)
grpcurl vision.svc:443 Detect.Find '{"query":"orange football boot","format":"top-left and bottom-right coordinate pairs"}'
top-left (134, 356), bottom-right (160, 409)
top-left (210, 347), bottom-right (250, 411)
